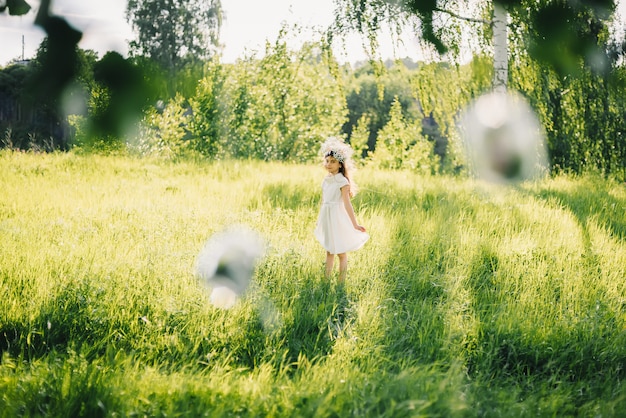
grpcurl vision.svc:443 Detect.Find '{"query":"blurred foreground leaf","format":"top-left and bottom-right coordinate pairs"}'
top-left (90, 52), bottom-right (153, 139)
top-left (31, 1), bottom-right (83, 103)
top-left (0, 0), bottom-right (31, 16)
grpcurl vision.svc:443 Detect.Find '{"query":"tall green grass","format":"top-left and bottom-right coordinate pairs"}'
top-left (1, 151), bottom-right (625, 417)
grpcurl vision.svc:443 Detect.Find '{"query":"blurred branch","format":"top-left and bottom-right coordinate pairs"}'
top-left (433, 7), bottom-right (490, 25)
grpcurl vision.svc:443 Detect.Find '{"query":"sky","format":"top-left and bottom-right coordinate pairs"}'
top-left (0, 0), bottom-right (424, 67)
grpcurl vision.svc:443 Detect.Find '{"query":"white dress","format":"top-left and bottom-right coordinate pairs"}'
top-left (314, 173), bottom-right (369, 255)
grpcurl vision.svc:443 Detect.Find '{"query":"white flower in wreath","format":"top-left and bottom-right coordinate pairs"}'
top-left (320, 136), bottom-right (352, 163)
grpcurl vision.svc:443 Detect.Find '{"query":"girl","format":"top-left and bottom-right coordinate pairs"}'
top-left (314, 137), bottom-right (369, 282)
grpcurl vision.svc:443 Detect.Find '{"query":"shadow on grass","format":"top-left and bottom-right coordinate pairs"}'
top-left (0, 276), bottom-right (275, 371)
top-left (378, 213), bottom-right (450, 368)
top-left (1, 279), bottom-right (115, 360)
top-left (537, 178), bottom-right (626, 242)
top-left (252, 254), bottom-right (345, 365)
top-left (363, 186), bottom-right (465, 369)
top-left (442, 179), bottom-right (626, 379)
top-left (359, 179), bottom-right (626, 407)
top-left (462, 205), bottom-right (626, 409)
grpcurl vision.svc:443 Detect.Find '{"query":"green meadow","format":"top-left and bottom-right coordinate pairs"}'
top-left (1, 151), bottom-right (626, 417)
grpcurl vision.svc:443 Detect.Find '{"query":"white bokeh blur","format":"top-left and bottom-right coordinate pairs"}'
top-left (460, 90), bottom-right (549, 184)
top-left (196, 226), bottom-right (266, 309)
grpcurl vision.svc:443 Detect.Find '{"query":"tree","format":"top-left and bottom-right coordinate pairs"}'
top-left (344, 61), bottom-right (421, 154)
top-left (186, 36), bottom-right (348, 161)
top-left (126, 0), bottom-right (223, 73)
top-left (369, 97), bottom-right (438, 172)
top-left (221, 38), bottom-right (347, 161)
top-left (492, 3), bottom-right (507, 91)
top-left (331, 0), bottom-right (616, 81)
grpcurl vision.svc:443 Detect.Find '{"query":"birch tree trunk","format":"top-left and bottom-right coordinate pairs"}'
top-left (493, 3), bottom-right (508, 92)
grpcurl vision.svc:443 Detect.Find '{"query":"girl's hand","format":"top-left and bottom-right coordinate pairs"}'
top-left (355, 225), bottom-right (366, 232)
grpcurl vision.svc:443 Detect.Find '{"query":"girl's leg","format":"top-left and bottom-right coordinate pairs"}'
top-left (338, 253), bottom-right (348, 282)
top-left (325, 252), bottom-right (335, 278)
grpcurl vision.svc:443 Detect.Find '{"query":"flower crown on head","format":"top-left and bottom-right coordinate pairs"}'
top-left (320, 136), bottom-right (352, 164)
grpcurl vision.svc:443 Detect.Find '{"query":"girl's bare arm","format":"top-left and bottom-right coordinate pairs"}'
top-left (341, 186), bottom-right (366, 232)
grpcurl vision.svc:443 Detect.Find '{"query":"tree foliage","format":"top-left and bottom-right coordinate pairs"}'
top-left (131, 93), bottom-right (192, 159)
top-left (508, 0), bottom-right (615, 77)
top-left (331, 0), bottom-right (616, 77)
top-left (369, 97), bottom-right (438, 172)
top-left (343, 61), bottom-right (421, 155)
top-left (190, 37), bottom-right (348, 162)
top-left (132, 35), bottom-right (348, 162)
top-left (511, 55), bottom-right (626, 177)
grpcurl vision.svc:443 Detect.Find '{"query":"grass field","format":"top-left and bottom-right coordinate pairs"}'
top-left (1, 151), bottom-right (626, 417)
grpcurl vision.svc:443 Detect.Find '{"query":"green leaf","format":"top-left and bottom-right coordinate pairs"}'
top-left (5, 0), bottom-right (31, 16)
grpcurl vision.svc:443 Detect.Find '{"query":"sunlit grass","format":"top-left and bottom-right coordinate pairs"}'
top-left (1, 151), bottom-right (626, 416)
